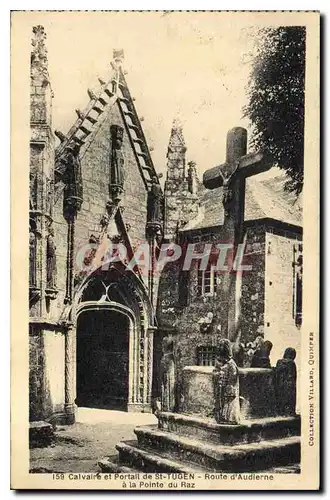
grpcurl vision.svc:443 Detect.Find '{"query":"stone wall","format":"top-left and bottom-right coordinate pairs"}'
top-left (156, 225), bottom-right (266, 373)
top-left (240, 226), bottom-right (266, 342)
top-left (29, 327), bottom-right (65, 421)
top-left (264, 230), bottom-right (302, 369)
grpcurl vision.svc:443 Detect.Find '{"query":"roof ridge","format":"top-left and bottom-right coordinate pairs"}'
top-left (55, 65), bottom-right (119, 159)
top-left (116, 68), bottom-right (162, 189)
top-left (54, 53), bottom-right (162, 192)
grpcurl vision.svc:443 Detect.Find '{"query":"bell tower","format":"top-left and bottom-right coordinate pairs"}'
top-left (164, 119), bottom-right (199, 240)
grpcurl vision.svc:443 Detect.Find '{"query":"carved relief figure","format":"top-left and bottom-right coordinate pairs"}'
top-left (46, 225), bottom-right (57, 289)
top-left (29, 230), bottom-right (37, 287)
top-left (160, 336), bottom-right (176, 412)
top-left (63, 144), bottom-right (84, 217)
top-left (109, 124), bottom-right (125, 202)
top-left (222, 182), bottom-right (234, 217)
top-left (274, 347), bottom-right (297, 416)
top-left (213, 338), bottom-right (240, 424)
top-left (147, 176), bottom-right (163, 223)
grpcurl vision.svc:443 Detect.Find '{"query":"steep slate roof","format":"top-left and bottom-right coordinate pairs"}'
top-left (181, 169), bottom-right (302, 232)
top-left (55, 55), bottom-right (159, 190)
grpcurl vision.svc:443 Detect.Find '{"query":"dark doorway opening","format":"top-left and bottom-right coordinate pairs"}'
top-left (76, 307), bottom-right (129, 410)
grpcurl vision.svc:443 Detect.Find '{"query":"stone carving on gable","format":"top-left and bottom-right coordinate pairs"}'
top-left (29, 229), bottom-right (37, 288)
top-left (147, 176), bottom-right (163, 225)
top-left (45, 223), bottom-right (58, 300)
top-left (109, 124), bottom-right (125, 203)
top-left (62, 143), bottom-right (84, 220)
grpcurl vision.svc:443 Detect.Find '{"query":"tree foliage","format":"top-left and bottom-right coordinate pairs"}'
top-left (244, 26), bottom-right (306, 195)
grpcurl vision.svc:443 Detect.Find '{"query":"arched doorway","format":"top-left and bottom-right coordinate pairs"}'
top-left (76, 305), bottom-right (131, 410)
top-left (72, 264), bottom-right (156, 413)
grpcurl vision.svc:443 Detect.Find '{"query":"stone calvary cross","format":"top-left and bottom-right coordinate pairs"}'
top-left (203, 127), bottom-right (271, 339)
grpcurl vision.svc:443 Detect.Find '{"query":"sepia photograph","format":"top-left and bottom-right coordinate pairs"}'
top-left (11, 10), bottom-right (320, 490)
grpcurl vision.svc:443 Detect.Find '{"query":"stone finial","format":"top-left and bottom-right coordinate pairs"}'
top-left (112, 49), bottom-right (124, 68)
top-left (187, 161), bottom-right (199, 195)
top-left (168, 117), bottom-right (186, 152)
top-left (75, 109), bottom-right (85, 120)
top-left (172, 116), bottom-right (183, 130)
top-left (55, 130), bottom-right (66, 143)
top-left (31, 25), bottom-right (49, 82)
top-left (87, 88), bottom-right (97, 100)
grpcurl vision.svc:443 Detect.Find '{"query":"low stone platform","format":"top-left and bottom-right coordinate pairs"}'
top-left (158, 412), bottom-right (301, 446)
top-left (29, 421), bottom-right (55, 449)
top-left (98, 412), bottom-right (301, 473)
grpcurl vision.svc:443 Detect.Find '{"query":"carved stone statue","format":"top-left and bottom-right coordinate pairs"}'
top-left (274, 347), bottom-right (297, 416)
top-left (213, 339), bottom-right (240, 424)
top-left (29, 230), bottom-right (37, 287)
top-left (251, 339), bottom-right (273, 368)
top-left (46, 226), bottom-right (57, 289)
top-left (160, 336), bottom-right (176, 412)
top-left (63, 144), bottom-right (83, 219)
top-left (109, 124), bottom-right (125, 202)
top-left (147, 176), bottom-right (163, 223)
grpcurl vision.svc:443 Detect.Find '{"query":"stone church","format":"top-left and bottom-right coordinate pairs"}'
top-left (29, 26), bottom-right (303, 426)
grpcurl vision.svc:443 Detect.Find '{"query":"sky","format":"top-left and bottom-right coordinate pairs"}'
top-left (29, 12), bottom-right (260, 180)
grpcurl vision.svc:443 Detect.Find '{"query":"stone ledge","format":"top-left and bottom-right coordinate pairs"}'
top-left (29, 421), bottom-right (54, 449)
top-left (157, 412), bottom-right (301, 446)
top-left (98, 456), bottom-right (138, 473)
top-left (116, 440), bottom-right (207, 473)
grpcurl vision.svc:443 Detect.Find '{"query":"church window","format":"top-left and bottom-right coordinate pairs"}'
top-left (196, 345), bottom-right (219, 366)
top-left (292, 243), bottom-right (303, 326)
top-left (197, 265), bottom-right (217, 296)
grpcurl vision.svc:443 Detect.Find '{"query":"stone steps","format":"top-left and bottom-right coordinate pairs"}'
top-left (98, 455), bottom-right (140, 473)
top-left (115, 440), bottom-right (208, 473)
top-left (134, 426), bottom-right (300, 472)
top-left (98, 412), bottom-right (301, 474)
top-left (157, 412), bottom-right (301, 446)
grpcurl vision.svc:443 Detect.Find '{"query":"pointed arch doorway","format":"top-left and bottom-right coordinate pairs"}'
top-left (73, 264), bottom-right (155, 413)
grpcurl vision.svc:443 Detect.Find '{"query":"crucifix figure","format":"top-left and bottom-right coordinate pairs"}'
top-left (203, 127), bottom-right (271, 339)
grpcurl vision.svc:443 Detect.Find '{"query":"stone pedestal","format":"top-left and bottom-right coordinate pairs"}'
top-left (99, 365), bottom-right (300, 474)
top-left (179, 366), bottom-right (278, 420)
top-left (29, 421), bottom-right (54, 448)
